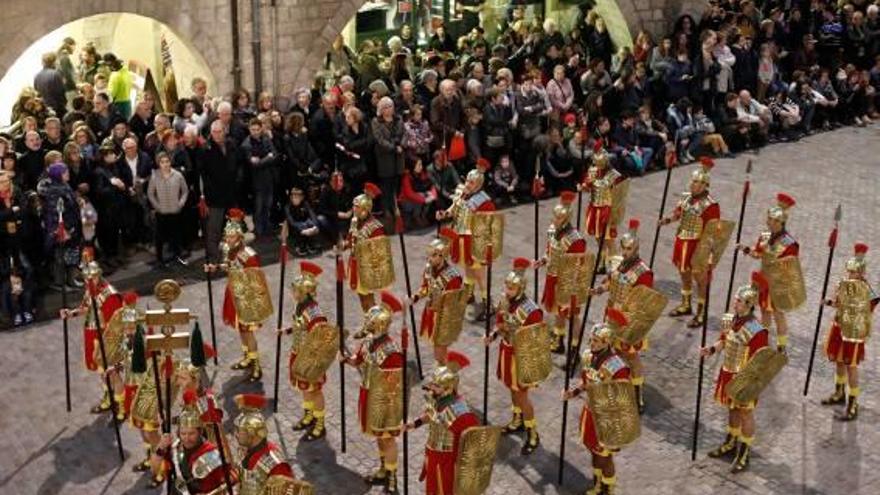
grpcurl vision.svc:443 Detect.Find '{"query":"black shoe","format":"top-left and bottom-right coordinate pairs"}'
top-left (550, 334), bottom-right (566, 354)
top-left (730, 443), bottom-right (750, 473)
top-left (708, 435), bottom-right (738, 460)
top-left (820, 385), bottom-right (846, 406)
top-left (521, 428), bottom-right (540, 455)
top-left (364, 468), bottom-right (388, 486)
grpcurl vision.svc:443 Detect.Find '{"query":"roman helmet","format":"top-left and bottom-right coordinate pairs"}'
top-left (357, 291), bottom-right (403, 338)
top-left (592, 140), bottom-right (609, 168)
top-left (121, 291), bottom-right (139, 328)
top-left (80, 246), bottom-right (102, 281)
top-left (552, 191), bottom-right (577, 228)
top-left (233, 394), bottom-right (269, 444)
top-left (504, 257), bottom-right (532, 299)
top-left (734, 271), bottom-right (766, 315)
top-left (691, 156), bottom-right (714, 187)
top-left (845, 243), bottom-right (868, 275)
top-left (428, 227), bottom-right (457, 258)
top-left (427, 351), bottom-right (470, 397)
top-left (179, 389), bottom-right (203, 430)
top-left (292, 261), bottom-right (322, 302)
top-left (353, 182), bottom-right (382, 220)
top-left (767, 192), bottom-right (796, 224)
top-left (465, 157), bottom-right (491, 191)
top-left (223, 208), bottom-right (247, 238)
top-left (619, 217), bottom-right (641, 255)
top-left (583, 308), bottom-right (627, 363)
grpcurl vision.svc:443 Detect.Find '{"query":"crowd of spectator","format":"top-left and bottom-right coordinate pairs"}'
top-left (1, 0), bottom-right (879, 328)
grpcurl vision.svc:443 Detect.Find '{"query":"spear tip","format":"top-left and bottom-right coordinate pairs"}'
top-left (745, 159), bottom-right (753, 174)
top-left (834, 204), bottom-right (842, 222)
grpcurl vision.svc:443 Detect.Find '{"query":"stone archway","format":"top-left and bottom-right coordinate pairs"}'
top-left (0, 0), bottom-right (231, 95)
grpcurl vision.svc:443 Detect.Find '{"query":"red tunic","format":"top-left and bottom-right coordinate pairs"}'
top-left (288, 300), bottom-right (329, 391)
top-left (221, 246), bottom-right (262, 329)
top-left (579, 351), bottom-right (631, 455)
top-left (347, 217), bottom-right (386, 291)
top-left (82, 281), bottom-right (122, 372)
top-left (421, 399), bottom-right (480, 495)
top-left (541, 225), bottom-right (587, 314)
top-left (824, 284), bottom-right (878, 366)
top-left (496, 297), bottom-right (544, 391)
top-left (353, 335), bottom-right (405, 436)
top-left (713, 316), bottom-right (769, 408)
top-left (418, 264), bottom-right (464, 340)
top-left (671, 196), bottom-right (720, 271)
top-left (583, 169), bottom-right (624, 239)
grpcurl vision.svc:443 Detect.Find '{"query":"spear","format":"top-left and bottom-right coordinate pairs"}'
top-left (401, 300), bottom-right (411, 495)
top-left (691, 256), bottom-right (714, 461)
top-left (272, 222), bottom-right (289, 412)
top-left (90, 294), bottom-right (125, 462)
top-left (576, 127), bottom-right (586, 230)
top-left (723, 160), bottom-right (753, 311)
top-left (648, 149), bottom-right (677, 269)
top-left (569, 234), bottom-right (607, 379)
top-left (395, 205), bottom-right (424, 380)
top-left (56, 198), bottom-right (71, 412)
top-left (803, 204), bottom-right (842, 396)
top-left (533, 156), bottom-right (543, 300)
top-left (482, 243), bottom-right (494, 424)
top-left (336, 247), bottom-right (347, 452)
top-left (558, 294), bottom-right (578, 484)
top-left (202, 212), bottom-right (219, 366)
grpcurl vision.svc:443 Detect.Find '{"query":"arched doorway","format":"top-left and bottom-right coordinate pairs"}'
top-left (0, 12), bottom-right (218, 125)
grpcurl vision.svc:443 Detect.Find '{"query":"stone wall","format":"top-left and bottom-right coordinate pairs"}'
top-left (0, 0), bottom-right (706, 102)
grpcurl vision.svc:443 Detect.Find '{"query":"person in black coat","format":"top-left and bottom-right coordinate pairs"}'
top-left (240, 119), bottom-right (278, 238)
top-left (92, 144), bottom-right (133, 265)
top-left (308, 94), bottom-right (341, 167)
top-left (198, 121), bottom-right (241, 262)
top-left (17, 131), bottom-right (46, 192)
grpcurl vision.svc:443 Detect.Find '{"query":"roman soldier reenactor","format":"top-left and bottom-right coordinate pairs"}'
top-left (152, 390), bottom-right (236, 494)
top-left (436, 158), bottom-right (496, 321)
top-left (701, 272), bottom-right (775, 473)
top-left (278, 261), bottom-right (330, 440)
top-left (579, 143), bottom-right (626, 272)
top-left (233, 393), bottom-right (310, 495)
top-left (562, 310), bottom-right (635, 495)
top-left (821, 243), bottom-right (879, 420)
top-left (206, 208), bottom-right (269, 382)
top-left (59, 247), bottom-right (124, 415)
top-left (404, 351), bottom-right (481, 495)
top-left (660, 158), bottom-right (721, 327)
top-left (591, 218), bottom-right (654, 413)
top-left (738, 193), bottom-right (804, 351)
top-left (408, 227), bottom-right (465, 364)
top-left (485, 258), bottom-right (546, 455)
top-left (341, 291), bottom-right (406, 494)
top-left (535, 190), bottom-right (588, 354)
top-left (343, 182), bottom-right (394, 311)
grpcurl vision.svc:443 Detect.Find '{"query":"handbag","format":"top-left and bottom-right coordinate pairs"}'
top-left (448, 133), bottom-right (466, 161)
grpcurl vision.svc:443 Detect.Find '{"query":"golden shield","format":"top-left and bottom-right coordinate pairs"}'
top-left (690, 219), bottom-right (736, 276)
top-left (609, 178), bottom-right (630, 228)
top-left (555, 252), bottom-right (596, 309)
top-left (291, 322), bottom-right (340, 383)
top-left (513, 322), bottom-right (553, 387)
top-left (228, 267), bottom-right (274, 325)
top-left (724, 347), bottom-right (788, 404)
top-left (365, 365), bottom-right (404, 433)
top-left (765, 257), bottom-right (807, 311)
top-left (470, 212), bottom-right (505, 263)
top-left (264, 475), bottom-right (313, 495)
top-left (454, 426), bottom-right (502, 495)
top-left (131, 361), bottom-right (179, 428)
top-left (433, 288), bottom-right (469, 347)
top-left (618, 285), bottom-right (668, 345)
top-left (586, 381), bottom-right (641, 449)
top-left (95, 308), bottom-right (129, 369)
top-left (836, 280), bottom-right (873, 342)
top-left (354, 235), bottom-right (396, 291)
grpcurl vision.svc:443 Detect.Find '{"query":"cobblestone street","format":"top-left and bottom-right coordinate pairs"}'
top-left (2, 126), bottom-right (879, 495)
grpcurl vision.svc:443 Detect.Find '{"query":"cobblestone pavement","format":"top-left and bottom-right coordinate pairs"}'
top-left (3, 126), bottom-right (880, 495)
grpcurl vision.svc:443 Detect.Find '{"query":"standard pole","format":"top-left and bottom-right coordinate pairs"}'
top-left (203, 216), bottom-right (219, 365)
top-left (60, 250), bottom-right (71, 412)
top-left (723, 160), bottom-right (752, 311)
top-left (336, 251), bottom-right (347, 452)
top-left (482, 244), bottom-right (494, 425)
top-left (272, 225), bottom-right (288, 413)
top-left (570, 234), bottom-right (607, 379)
top-left (396, 208), bottom-right (424, 380)
top-left (648, 157), bottom-right (675, 269)
top-left (401, 305), bottom-right (410, 495)
top-left (691, 266), bottom-right (713, 460)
